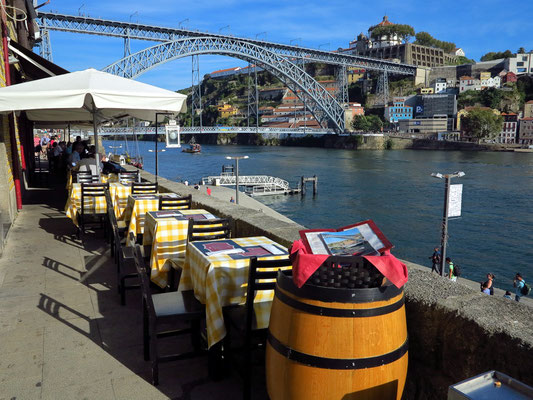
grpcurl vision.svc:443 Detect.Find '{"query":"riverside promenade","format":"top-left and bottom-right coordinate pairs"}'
top-left (0, 173), bottom-right (252, 399)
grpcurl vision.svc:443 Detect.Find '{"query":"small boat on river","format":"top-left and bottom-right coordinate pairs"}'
top-left (182, 143), bottom-right (201, 153)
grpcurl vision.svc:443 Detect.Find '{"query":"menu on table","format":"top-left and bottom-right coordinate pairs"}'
top-left (193, 239), bottom-right (288, 258)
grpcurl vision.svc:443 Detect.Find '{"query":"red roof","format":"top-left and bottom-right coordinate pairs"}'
top-left (526, 100), bottom-right (533, 104)
top-left (521, 117), bottom-right (533, 121)
top-left (460, 76), bottom-right (473, 80)
top-left (210, 67), bottom-right (240, 74)
top-left (376, 15), bottom-right (394, 27)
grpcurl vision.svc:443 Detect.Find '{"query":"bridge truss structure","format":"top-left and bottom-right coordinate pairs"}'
top-left (35, 12), bottom-right (417, 132)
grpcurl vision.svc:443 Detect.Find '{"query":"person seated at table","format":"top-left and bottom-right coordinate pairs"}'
top-left (68, 143), bottom-right (84, 169)
top-left (76, 148), bottom-right (101, 175)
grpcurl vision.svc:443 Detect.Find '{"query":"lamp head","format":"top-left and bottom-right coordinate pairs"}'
top-left (431, 173), bottom-right (443, 179)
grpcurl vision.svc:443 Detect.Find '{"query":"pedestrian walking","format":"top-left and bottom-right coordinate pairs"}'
top-left (446, 257), bottom-right (457, 282)
top-left (480, 273), bottom-right (495, 295)
top-left (230, 196), bottom-right (235, 203)
top-left (513, 273), bottom-right (525, 302)
top-left (429, 247), bottom-right (441, 274)
top-left (206, 187), bottom-right (211, 196)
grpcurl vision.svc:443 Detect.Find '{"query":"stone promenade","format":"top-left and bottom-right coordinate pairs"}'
top-left (0, 178), bottom-right (249, 400)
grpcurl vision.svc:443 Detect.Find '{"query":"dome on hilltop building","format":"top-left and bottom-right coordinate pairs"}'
top-left (369, 15), bottom-right (394, 32)
top-left (357, 32), bottom-right (367, 41)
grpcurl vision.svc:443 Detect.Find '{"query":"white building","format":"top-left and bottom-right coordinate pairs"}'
top-left (431, 78), bottom-right (447, 93)
top-left (505, 53), bottom-right (533, 75)
top-left (453, 48), bottom-right (465, 57)
top-left (498, 113), bottom-right (518, 144)
top-left (459, 76), bottom-right (481, 93)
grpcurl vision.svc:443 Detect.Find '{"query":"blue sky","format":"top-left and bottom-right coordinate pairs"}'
top-left (39, 0), bottom-right (533, 91)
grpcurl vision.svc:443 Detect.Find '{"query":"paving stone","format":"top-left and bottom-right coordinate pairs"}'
top-left (111, 374), bottom-right (170, 400)
top-left (0, 377), bottom-right (43, 400)
top-left (41, 377), bottom-right (115, 400)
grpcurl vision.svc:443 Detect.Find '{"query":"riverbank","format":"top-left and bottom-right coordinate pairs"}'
top-left (112, 133), bottom-right (526, 152)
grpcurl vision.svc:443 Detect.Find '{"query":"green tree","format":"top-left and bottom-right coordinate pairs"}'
top-left (458, 89), bottom-right (482, 109)
top-left (367, 115), bottom-right (383, 132)
top-left (351, 115), bottom-right (370, 131)
top-left (480, 87), bottom-right (503, 109)
top-left (480, 50), bottom-right (514, 61)
top-left (371, 24), bottom-right (415, 43)
top-left (461, 108), bottom-right (503, 143)
top-left (414, 32), bottom-right (456, 53)
top-left (518, 47), bottom-right (526, 54)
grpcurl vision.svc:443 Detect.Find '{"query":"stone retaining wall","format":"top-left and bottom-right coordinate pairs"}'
top-left (132, 166), bottom-right (533, 399)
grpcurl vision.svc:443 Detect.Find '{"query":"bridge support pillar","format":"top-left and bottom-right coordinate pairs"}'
top-left (191, 55), bottom-right (203, 131)
top-left (247, 62), bottom-right (259, 130)
top-left (39, 27), bottom-right (53, 61)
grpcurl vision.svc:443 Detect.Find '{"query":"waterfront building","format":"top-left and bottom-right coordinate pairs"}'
top-left (498, 113), bottom-right (518, 144)
top-left (398, 116), bottom-right (448, 134)
top-left (518, 118), bottom-right (533, 145)
top-left (217, 103), bottom-right (239, 118)
top-left (524, 100), bottom-right (533, 118)
top-left (413, 93), bottom-right (457, 131)
top-left (431, 78), bottom-right (447, 94)
top-left (385, 97), bottom-right (413, 123)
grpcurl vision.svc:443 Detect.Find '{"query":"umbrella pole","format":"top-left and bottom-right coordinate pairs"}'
top-left (92, 109), bottom-right (100, 175)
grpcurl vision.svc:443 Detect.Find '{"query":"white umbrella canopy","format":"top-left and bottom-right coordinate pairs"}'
top-left (0, 68), bottom-right (187, 171)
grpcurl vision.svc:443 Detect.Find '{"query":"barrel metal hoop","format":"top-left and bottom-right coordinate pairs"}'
top-left (275, 288), bottom-right (405, 318)
top-left (267, 333), bottom-right (408, 370)
top-left (276, 271), bottom-right (403, 303)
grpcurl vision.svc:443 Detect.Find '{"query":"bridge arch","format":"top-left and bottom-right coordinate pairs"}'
top-left (102, 37), bottom-right (346, 131)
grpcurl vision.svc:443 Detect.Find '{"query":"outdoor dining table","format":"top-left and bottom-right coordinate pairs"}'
top-left (123, 193), bottom-right (162, 240)
top-left (142, 209), bottom-right (218, 288)
top-left (65, 182), bottom-right (130, 226)
top-left (176, 236), bottom-right (290, 348)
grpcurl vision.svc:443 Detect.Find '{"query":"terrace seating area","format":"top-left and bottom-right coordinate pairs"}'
top-left (0, 163), bottom-right (278, 399)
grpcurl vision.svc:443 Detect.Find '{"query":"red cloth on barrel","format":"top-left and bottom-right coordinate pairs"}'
top-left (290, 240), bottom-right (408, 289)
top-left (363, 249), bottom-right (408, 289)
top-left (290, 240), bottom-right (328, 288)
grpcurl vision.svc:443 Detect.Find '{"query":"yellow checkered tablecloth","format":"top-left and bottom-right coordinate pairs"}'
top-left (65, 183), bottom-right (108, 227)
top-left (143, 209), bottom-right (217, 288)
top-left (180, 236), bottom-right (290, 348)
top-left (124, 195), bottom-right (160, 239)
top-left (109, 182), bottom-right (132, 220)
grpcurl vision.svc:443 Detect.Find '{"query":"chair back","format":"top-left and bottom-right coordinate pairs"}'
top-left (132, 181), bottom-right (158, 195)
top-left (133, 244), bottom-right (156, 319)
top-left (118, 171), bottom-right (140, 184)
top-left (105, 189), bottom-right (122, 247)
top-left (81, 183), bottom-right (108, 215)
top-left (76, 171), bottom-right (99, 183)
top-left (159, 194), bottom-right (192, 210)
top-left (245, 257), bottom-right (292, 333)
top-left (188, 218), bottom-right (231, 242)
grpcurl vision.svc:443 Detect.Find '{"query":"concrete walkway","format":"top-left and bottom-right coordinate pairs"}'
top-left (0, 177), bottom-right (256, 399)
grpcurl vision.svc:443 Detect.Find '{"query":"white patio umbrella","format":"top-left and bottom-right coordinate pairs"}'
top-left (0, 68), bottom-right (187, 171)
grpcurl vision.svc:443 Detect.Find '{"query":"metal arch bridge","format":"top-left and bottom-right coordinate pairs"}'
top-left (35, 12), bottom-right (417, 132)
top-left (36, 12), bottom-right (417, 75)
top-left (101, 37), bottom-right (348, 131)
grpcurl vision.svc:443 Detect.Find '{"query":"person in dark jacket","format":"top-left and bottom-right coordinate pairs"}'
top-left (429, 247), bottom-right (441, 274)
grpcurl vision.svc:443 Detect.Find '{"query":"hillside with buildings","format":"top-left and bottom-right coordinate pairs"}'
top-left (177, 15), bottom-right (533, 146)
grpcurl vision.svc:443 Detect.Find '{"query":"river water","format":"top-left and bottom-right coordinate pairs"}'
top-left (105, 140), bottom-right (533, 289)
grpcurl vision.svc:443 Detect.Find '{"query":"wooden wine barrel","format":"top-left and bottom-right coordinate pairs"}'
top-left (266, 271), bottom-right (408, 400)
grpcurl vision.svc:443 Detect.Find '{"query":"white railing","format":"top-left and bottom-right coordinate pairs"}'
top-left (202, 175), bottom-right (290, 190)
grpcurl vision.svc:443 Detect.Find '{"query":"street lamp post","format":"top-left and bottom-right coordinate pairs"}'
top-left (151, 112), bottom-right (173, 182)
top-left (225, 155), bottom-right (249, 204)
top-left (431, 171), bottom-right (465, 276)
